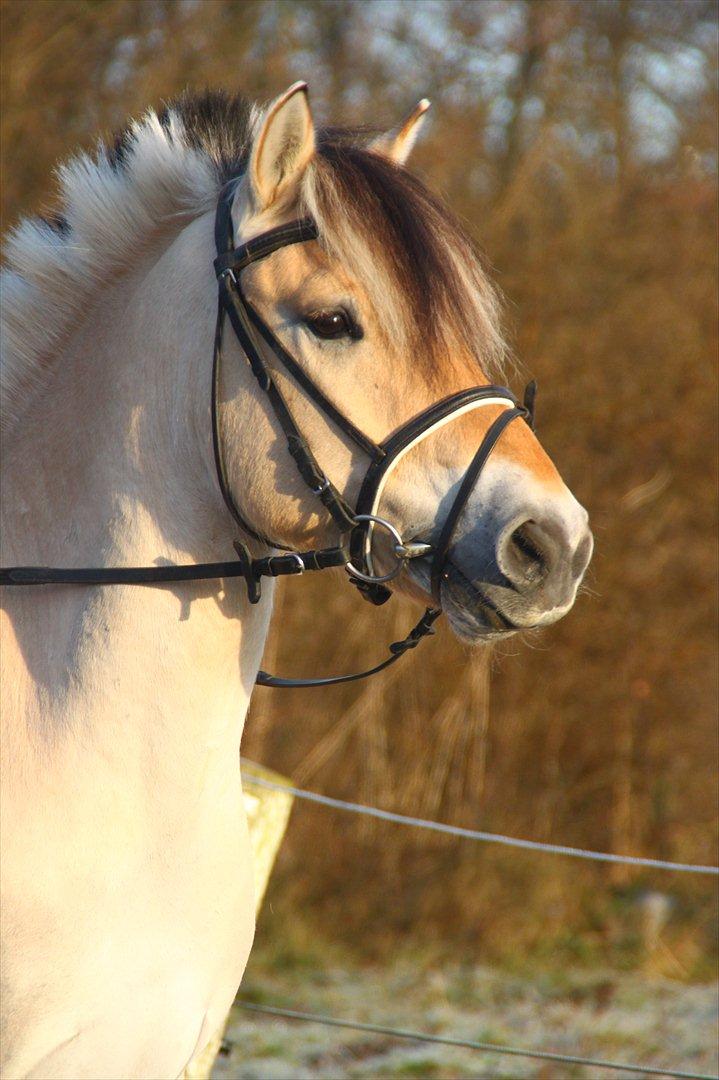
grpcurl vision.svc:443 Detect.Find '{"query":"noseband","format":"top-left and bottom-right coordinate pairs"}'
top-left (0, 185), bottom-right (536, 688)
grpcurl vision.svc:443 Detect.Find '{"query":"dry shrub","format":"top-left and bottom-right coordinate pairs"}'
top-left (2, 0), bottom-right (716, 971)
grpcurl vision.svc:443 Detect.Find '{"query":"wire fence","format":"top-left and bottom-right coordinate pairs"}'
top-left (242, 772), bottom-right (719, 876)
top-left (234, 1002), bottom-right (718, 1080)
top-left (239, 770), bottom-right (719, 1080)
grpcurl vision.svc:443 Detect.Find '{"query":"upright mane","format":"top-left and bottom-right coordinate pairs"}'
top-left (1, 89), bottom-right (505, 433)
top-left (0, 91), bottom-right (258, 432)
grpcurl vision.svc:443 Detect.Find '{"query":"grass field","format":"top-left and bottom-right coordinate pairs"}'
top-left (214, 953), bottom-right (718, 1080)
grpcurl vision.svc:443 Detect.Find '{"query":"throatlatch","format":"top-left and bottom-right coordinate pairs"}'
top-left (0, 182), bottom-right (536, 689)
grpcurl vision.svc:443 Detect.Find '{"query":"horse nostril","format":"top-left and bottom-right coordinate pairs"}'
top-left (498, 516), bottom-right (593, 598)
top-left (507, 522), bottom-right (546, 583)
top-left (501, 520), bottom-right (554, 589)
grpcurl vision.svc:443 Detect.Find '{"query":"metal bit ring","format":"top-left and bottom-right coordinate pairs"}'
top-left (346, 514), bottom-right (406, 585)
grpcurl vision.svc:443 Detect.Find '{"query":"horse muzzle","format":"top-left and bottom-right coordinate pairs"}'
top-left (429, 501), bottom-right (594, 643)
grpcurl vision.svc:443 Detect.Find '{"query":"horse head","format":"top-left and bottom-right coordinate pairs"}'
top-left (216, 83), bottom-right (593, 642)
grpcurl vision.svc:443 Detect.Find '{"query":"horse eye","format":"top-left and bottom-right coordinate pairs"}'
top-left (305, 310), bottom-right (362, 341)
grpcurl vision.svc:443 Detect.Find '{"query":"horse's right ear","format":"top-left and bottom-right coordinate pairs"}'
top-left (248, 82), bottom-right (315, 213)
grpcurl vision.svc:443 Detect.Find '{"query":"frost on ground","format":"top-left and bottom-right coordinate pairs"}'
top-left (213, 961), bottom-right (718, 1079)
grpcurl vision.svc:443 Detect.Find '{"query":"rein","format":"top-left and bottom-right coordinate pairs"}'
top-left (0, 185), bottom-right (536, 688)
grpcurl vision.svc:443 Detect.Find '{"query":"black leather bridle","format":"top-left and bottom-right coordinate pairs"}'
top-left (0, 185), bottom-right (536, 688)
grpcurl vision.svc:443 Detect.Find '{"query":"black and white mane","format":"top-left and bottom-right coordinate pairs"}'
top-left (1, 90), bottom-right (505, 433)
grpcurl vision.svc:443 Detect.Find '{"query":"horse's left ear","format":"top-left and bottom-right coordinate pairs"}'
top-left (249, 81), bottom-right (315, 211)
top-left (370, 99), bottom-right (431, 166)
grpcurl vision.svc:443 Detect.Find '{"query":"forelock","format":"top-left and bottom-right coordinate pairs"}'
top-left (301, 133), bottom-right (507, 381)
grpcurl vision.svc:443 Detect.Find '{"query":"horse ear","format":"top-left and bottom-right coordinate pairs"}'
top-left (370, 99), bottom-right (431, 166)
top-left (249, 82), bottom-right (315, 211)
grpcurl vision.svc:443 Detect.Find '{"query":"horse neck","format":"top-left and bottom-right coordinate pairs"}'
top-left (1, 210), bottom-right (272, 773)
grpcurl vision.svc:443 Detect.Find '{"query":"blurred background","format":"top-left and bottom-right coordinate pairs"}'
top-left (2, 0), bottom-right (717, 1018)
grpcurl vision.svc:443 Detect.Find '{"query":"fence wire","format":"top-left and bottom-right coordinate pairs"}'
top-left (236, 1002), bottom-right (718, 1080)
top-left (241, 773), bottom-right (719, 876)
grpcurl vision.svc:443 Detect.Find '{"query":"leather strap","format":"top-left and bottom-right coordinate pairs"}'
top-left (430, 407), bottom-right (525, 603)
top-left (217, 275), bottom-right (357, 534)
top-left (214, 219), bottom-right (319, 276)
top-left (212, 193), bottom-right (361, 544)
top-left (0, 555), bottom-right (442, 692)
top-left (241, 300), bottom-right (383, 461)
top-left (256, 606), bottom-right (441, 687)
top-left (523, 379), bottom-right (537, 431)
top-left (351, 387), bottom-right (528, 582)
top-left (0, 564), bottom-right (251, 586)
top-left (0, 546), bottom-right (347, 590)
